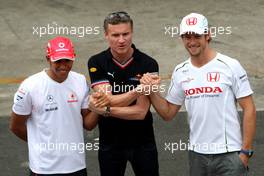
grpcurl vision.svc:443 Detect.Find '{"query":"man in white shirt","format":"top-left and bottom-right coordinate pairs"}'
top-left (140, 13), bottom-right (256, 176)
top-left (10, 36), bottom-right (107, 175)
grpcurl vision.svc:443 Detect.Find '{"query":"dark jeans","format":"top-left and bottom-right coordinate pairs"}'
top-left (30, 168), bottom-right (87, 176)
top-left (98, 143), bottom-right (159, 176)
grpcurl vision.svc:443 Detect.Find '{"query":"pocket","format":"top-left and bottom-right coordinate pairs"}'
top-left (236, 153), bottom-right (248, 171)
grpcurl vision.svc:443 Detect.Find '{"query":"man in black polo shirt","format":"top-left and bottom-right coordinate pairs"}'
top-left (87, 11), bottom-right (159, 176)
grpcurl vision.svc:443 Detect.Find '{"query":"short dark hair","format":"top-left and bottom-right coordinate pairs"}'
top-left (103, 11), bottom-right (133, 32)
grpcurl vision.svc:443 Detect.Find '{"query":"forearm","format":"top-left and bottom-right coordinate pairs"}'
top-left (90, 91), bottom-right (150, 120)
top-left (149, 92), bottom-right (178, 121)
top-left (83, 111), bottom-right (99, 131)
top-left (10, 112), bottom-right (28, 142)
top-left (242, 106), bottom-right (256, 149)
top-left (110, 105), bottom-right (149, 120)
top-left (110, 90), bottom-right (140, 107)
top-left (10, 126), bottom-right (27, 142)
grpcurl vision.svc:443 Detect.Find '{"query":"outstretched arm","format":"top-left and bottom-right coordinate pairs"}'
top-left (149, 92), bottom-right (181, 121)
top-left (89, 93), bottom-right (150, 120)
top-left (92, 83), bottom-right (141, 107)
top-left (140, 73), bottom-right (182, 121)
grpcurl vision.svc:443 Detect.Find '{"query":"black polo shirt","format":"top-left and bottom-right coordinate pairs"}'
top-left (88, 44), bottom-right (159, 147)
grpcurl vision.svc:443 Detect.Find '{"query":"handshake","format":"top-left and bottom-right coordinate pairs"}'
top-left (88, 73), bottom-right (163, 116)
top-left (88, 91), bottom-right (111, 116)
top-left (136, 73), bottom-right (163, 95)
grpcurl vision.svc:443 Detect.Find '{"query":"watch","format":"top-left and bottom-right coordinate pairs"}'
top-left (240, 149), bottom-right (254, 158)
top-left (103, 106), bottom-right (111, 117)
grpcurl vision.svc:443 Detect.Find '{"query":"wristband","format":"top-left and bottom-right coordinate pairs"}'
top-left (240, 149), bottom-right (254, 158)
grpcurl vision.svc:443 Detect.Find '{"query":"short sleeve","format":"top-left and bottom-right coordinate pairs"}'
top-left (165, 71), bottom-right (185, 105)
top-left (231, 61), bottom-right (253, 99)
top-left (146, 58), bottom-right (159, 75)
top-left (81, 80), bottom-right (90, 109)
top-left (12, 80), bottom-right (32, 115)
top-left (88, 57), bottom-right (109, 88)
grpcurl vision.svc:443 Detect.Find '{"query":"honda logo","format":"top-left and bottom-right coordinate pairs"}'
top-left (186, 17), bottom-right (197, 25)
top-left (207, 72), bottom-right (220, 82)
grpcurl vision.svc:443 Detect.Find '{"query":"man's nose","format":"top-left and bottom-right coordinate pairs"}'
top-left (58, 60), bottom-right (69, 67)
top-left (118, 35), bottom-right (125, 43)
top-left (188, 37), bottom-right (197, 45)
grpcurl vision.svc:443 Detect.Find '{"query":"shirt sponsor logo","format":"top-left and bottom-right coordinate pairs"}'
top-left (16, 95), bottom-right (23, 101)
top-left (14, 88), bottom-right (27, 106)
top-left (239, 74), bottom-right (248, 83)
top-left (182, 69), bottom-right (189, 73)
top-left (47, 95), bottom-right (54, 102)
top-left (18, 88), bottom-right (26, 95)
top-left (67, 92), bottom-right (78, 103)
top-left (207, 72), bottom-right (220, 82)
top-left (184, 87), bottom-right (223, 96)
top-left (129, 77), bottom-right (139, 81)
top-left (107, 72), bottom-right (115, 78)
top-left (129, 74), bottom-right (142, 81)
top-left (136, 74), bottom-right (142, 79)
top-left (181, 77), bottom-right (194, 84)
top-left (90, 67), bottom-right (97, 72)
top-left (45, 94), bottom-right (58, 112)
top-left (45, 107), bottom-right (58, 112)
top-left (14, 92), bottom-right (25, 107)
top-left (239, 74), bottom-right (246, 80)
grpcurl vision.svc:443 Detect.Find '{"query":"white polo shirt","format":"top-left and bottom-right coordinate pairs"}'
top-left (166, 53), bottom-right (253, 154)
top-left (12, 70), bottom-right (89, 174)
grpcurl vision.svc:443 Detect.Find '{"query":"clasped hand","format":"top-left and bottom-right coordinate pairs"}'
top-left (137, 73), bottom-right (161, 95)
top-left (89, 91), bottom-right (110, 115)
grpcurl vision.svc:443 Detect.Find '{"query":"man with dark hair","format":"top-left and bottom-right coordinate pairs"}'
top-left (87, 11), bottom-right (159, 176)
top-left (10, 36), bottom-right (108, 176)
top-left (141, 13), bottom-right (256, 176)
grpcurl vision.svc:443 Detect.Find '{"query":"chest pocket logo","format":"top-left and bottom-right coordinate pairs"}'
top-left (207, 72), bottom-right (220, 82)
top-left (67, 92), bottom-right (78, 103)
top-left (107, 72), bottom-right (115, 78)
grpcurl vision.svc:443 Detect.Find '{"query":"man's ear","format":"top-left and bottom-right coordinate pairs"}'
top-left (46, 56), bottom-right (50, 61)
top-left (104, 31), bottom-right (109, 40)
top-left (205, 32), bottom-right (211, 42)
